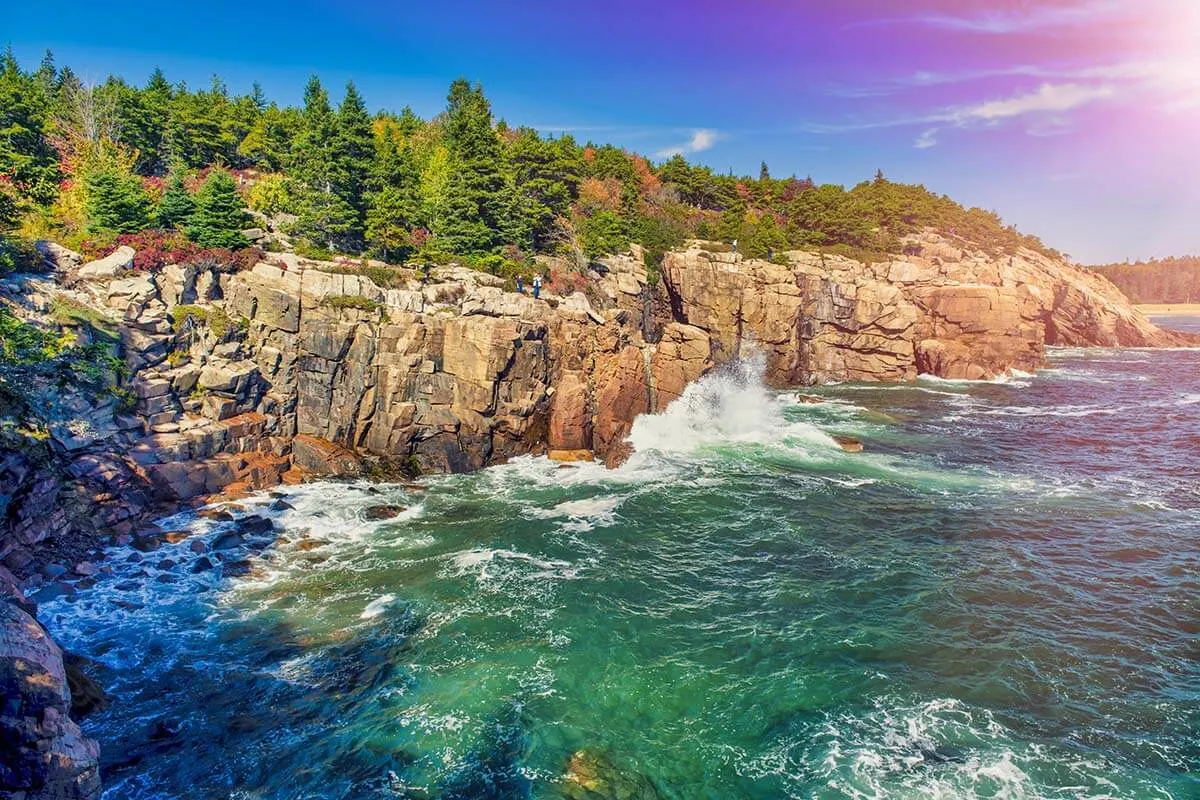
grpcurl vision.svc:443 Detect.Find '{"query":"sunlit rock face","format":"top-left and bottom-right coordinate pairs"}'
top-left (662, 232), bottom-right (1186, 386)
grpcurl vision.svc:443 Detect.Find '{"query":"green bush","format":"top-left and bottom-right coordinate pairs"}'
top-left (0, 236), bottom-right (44, 276)
top-left (171, 304), bottom-right (238, 338)
top-left (323, 295), bottom-right (380, 312)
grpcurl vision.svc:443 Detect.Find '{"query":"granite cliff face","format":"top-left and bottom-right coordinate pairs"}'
top-left (1, 232), bottom-right (1183, 540)
top-left (663, 232), bottom-right (1184, 385)
top-left (0, 230), bottom-right (1186, 798)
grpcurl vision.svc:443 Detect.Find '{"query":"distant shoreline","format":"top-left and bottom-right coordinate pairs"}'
top-left (1137, 304), bottom-right (1200, 315)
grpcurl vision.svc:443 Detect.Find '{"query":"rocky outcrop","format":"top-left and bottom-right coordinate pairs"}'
top-left (662, 232), bottom-right (1186, 383)
top-left (0, 601), bottom-right (101, 799)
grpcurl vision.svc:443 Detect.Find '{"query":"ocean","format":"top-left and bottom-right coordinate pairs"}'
top-left (39, 320), bottom-right (1200, 799)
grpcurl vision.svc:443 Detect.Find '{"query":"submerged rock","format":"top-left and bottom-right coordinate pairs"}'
top-left (832, 435), bottom-right (864, 453)
top-left (559, 748), bottom-right (662, 800)
top-left (362, 504), bottom-right (407, 521)
top-left (63, 653), bottom-right (110, 720)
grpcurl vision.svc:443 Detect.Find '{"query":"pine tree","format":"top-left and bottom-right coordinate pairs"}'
top-left (186, 169), bottom-right (248, 248)
top-left (84, 167), bottom-right (153, 233)
top-left (157, 171), bottom-right (195, 229)
top-left (435, 79), bottom-right (506, 256)
top-left (365, 130), bottom-right (419, 259)
top-left (291, 76), bottom-right (359, 250)
top-left (365, 186), bottom-right (415, 261)
top-left (331, 82), bottom-right (373, 248)
top-left (0, 49), bottom-right (60, 206)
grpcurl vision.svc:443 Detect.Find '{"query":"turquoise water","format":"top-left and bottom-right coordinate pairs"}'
top-left (40, 340), bottom-right (1200, 799)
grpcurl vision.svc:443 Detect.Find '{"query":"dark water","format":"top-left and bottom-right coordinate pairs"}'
top-left (40, 335), bottom-right (1200, 799)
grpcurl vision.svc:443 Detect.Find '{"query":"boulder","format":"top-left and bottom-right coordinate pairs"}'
top-left (291, 434), bottom-right (363, 477)
top-left (76, 246), bottom-right (135, 280)
top-left (198, 361), bottom-right (260, 396)
top-left (362, 504), bottom-right (407, 521)
top-left (0, 603), bottom-right (101, 799)
top-left (36, 241), bottom-right (83, 271)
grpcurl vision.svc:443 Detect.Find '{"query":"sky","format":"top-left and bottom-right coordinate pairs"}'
top-left (5, 0), bottom-right (1199, 262)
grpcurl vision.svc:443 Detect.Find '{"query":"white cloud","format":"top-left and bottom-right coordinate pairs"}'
top-left (951, 82), bottom-right (1115, 122)
top-left (910, 0), bottom-right (1126, 34)
top-left (806, 81), bottom-right (1115, 135)
top-left (656, 129), bottom-right (721, 157)
top-left (914, 128), bottom-right (939, 149)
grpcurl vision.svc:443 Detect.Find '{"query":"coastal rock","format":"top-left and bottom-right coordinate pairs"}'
top-left (0, 603), bottom-right (101, 800)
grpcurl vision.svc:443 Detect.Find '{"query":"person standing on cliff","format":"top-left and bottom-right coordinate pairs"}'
top-left (532, 274), bottom-right (542, 299)
top-left (732, 238), bottom-right (738, 254)
top-left (516, 275), bottom-right (524, 294)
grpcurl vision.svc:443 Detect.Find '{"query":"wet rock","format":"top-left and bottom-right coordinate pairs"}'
top-left (0, 603), bottom-right (101, 799)
top-left (548, 449), bottom-right (594, 463)
top-left (235, 514), bottom-right (275, 537)
top-left (162, 530), bottom-right (191, 544)
top-left (222, 559), bottom-right (253, 577)
top-left (132, 533), bottom-right (162, 553)
top-left (188, 539), bottom-right (208, 554)
top-left (114, 580), bottom-right (140, 591)
top-left (156, 558), bottom-right (177, 571)
top-left (211, 531), bottom-right (244, 551)
top-left (362, 504), bottom-right (407, 521)
top-left (191, 556), bottom-right (215, 573)
top-left (63, 653), bottom-right (110, 720)
top-left (795, 394), bottom-right (824, 404)
top-left (560, 749), bottom-right (662, 800)
top-left (73, 561), bottom-right (98, 577)
top-left (269, 498), bottom-right (295, 511)
top-left (832, 435), bottom-right (864, 453)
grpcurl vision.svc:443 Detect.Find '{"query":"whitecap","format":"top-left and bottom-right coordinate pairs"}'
top-left (360, 593), bottom-right (397, 619)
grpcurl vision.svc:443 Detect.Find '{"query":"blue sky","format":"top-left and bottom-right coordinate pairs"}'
top-left (6, 0), bottom-right (1199, 262)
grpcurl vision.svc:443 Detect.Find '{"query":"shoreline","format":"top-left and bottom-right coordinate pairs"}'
top-left (1136, 303), bottom-right (1200, 315)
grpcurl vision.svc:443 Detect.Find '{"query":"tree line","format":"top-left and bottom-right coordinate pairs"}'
top-left (0, 49), bottom-right (1062, 279)
top-left (1093, 257), bottom-right (1200, 304)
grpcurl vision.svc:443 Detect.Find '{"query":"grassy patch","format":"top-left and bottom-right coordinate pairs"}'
top-left (322, 261), bottom-right (412, 289)
top-left (171, 304), bottom-right (238, 339)
top-left (323, 295), bottom-right (381, 313)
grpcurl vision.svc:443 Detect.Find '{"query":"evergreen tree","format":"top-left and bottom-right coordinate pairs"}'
top-left (435, 79), bottom-right (505, 255)
top-left (365, 130), bottom-right (420, 259)
top-left (365, 186), bottom-right (415, 261)
top-left (157, 171), bottom-right (195, 229)
top-left (84, 167), bottom-right (153, 233)
top-left (186, 169), bottom-right (248, 248)
top-left (580, 210), bottom-right (627, 258)
top-left (237, 104), bottom-right (296, 171)
top-left (333, 82), bottom-right (374, 246)
top-left (0, 50), bottom-right (60, 206)
top-left (746, 213), bottom-right (788, 259)
top-left (291, 76), bottom-right (358, 250)
top-left (507, 129), bottom-right (581, 250)
top-left (164, 82), bottom-right (226, 168)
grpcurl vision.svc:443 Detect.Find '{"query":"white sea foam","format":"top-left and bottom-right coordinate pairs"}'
top-left (360, 593), bottom-right (397, 619)
top-left (447, 548), bottom-right (577, 580)
top-left (625, 355), bottom-right (840, 460)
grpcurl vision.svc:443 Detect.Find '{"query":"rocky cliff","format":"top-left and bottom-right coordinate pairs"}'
top-left (0, 230), bottom-right (1186, 798)
top-left (2, 231), bottom-right (1184, 546)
